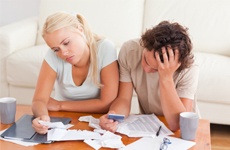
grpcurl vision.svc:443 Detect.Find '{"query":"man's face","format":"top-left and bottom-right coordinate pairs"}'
top-left (141, 48), bottom-right (158, 73)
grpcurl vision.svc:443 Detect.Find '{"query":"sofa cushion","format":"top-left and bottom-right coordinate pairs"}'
top-left (36, 0), bottom-right (145, 49)
top-left (143, 0), bottom-right (230, 57)
top-left (6, 44), bottom-right (49, 87)
top-left (194, 52), bottom-right (230, 104)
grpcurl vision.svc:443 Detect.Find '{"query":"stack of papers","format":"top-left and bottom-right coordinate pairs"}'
top-left (79, 114), bottom-right (195, 150)
top-left (0, 114), bottom-right (196, 150)
top-left (116, 114), bottom-right (174, 137)
top-left (0, 129), bottom-right (40, 146)
top-left (0, 120), bottom-right (125, 149)
top-left (80, 114), bottom-right (174, 137)
top-left (119, 136), bottom-right (196, 150)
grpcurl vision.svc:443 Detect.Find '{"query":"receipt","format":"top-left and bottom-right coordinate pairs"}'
top-left (38, 120), bottom-right (66, 129)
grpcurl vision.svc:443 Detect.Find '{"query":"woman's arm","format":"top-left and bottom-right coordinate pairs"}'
top-left (32, 60), bottom-right (56, 117)
top-left (54, 61), bottom-right (119, 113)
top-left (32, 60), bottom-right (57, 134)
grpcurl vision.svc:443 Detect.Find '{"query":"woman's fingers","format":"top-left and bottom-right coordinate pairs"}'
top-left (32, 116), bottom-right (50, 134)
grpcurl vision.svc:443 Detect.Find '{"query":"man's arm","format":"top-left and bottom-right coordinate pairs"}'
top-left (159, 78), bottom-right (193, 131)
top-left (109, 82), bottom-right (134, 116)
top-left (99, 82), bottom-right (134, 132)
top-left (156, 47), bottom-right (194, 131)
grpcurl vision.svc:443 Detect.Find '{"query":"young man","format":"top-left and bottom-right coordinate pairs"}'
top-left (99, 21), bottom-right (199, 132)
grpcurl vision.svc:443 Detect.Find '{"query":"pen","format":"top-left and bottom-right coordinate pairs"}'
top-left (156, 126), bottom-right (162, 136)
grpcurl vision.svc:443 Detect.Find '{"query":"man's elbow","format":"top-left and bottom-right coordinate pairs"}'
top-left (168, 123), bottom-right (180, 132)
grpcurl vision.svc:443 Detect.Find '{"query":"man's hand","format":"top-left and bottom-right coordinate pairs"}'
top-left (99, 111), bottom-right (119, 132)
top-left (155, 46), bottom-right (181, 80)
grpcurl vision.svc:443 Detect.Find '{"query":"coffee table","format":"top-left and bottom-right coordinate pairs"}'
top-left (0, 105), bottom-right (211, 150)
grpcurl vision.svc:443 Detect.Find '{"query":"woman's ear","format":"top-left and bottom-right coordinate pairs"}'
top-left (77, 25), bottom-right (84, 33)
top-left (77, 27), bottom-right (86, 41)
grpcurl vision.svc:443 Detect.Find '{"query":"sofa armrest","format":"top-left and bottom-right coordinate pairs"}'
top-left (0, 17), bottom-right (38, 97)
top-left (0, 17), bottom-right (38, 57)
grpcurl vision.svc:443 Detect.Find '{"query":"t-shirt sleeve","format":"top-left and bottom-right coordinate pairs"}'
top-left (176, 64), bottom-right (200, 100)
top-left (118, 41), bottom-right (132, 82)
top-left (44, 49), bottom-right (59, 72)
top-left (98, 39), bottom-right (117, 69)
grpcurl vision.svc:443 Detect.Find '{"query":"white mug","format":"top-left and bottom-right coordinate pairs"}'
top-left (0, 97), bottom-right (16, 124)
top-left (180, 112), bottom-right (199, 141)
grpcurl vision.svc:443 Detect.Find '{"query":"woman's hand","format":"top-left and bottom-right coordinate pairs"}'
top-left (47, 97), bottom-right (61, 111)
top-left (99, 111), bottom-right (119, 132)
top-left (32, 115), bottom-right (50, 134)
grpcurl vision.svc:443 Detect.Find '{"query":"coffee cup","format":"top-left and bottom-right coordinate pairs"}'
top-left (0, 97), bottom-right (16, 124)
top-left (180, 112), bottom-right (199, 141)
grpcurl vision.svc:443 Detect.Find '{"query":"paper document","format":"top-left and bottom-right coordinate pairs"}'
top-left (84, 131), bottom-right (125, 149)
top-left (79, 115), bottom-right (101, 129)
top-left (47, 129), bottom-right (102, 141)
top-left (79, 114), bottom-right (173, 137)
top-left (119, 135), bottom-right (196, 150)
top-left (0, 129), bottom-right (39, 146)
top-left (116, 114), bottom-right (174, 137)
top-left (38, 120), bottom-right (66, 129)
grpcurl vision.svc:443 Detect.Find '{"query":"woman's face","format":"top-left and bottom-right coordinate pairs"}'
top-left (44, 27), bottom-right (89, 66)
top-left (141, 48), bottom-right (158, 73)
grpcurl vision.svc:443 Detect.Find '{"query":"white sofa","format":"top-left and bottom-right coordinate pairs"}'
top-left (1, 0), bottom-right (230, 125)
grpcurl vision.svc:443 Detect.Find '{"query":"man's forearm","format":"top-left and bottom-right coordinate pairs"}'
top-left (109, 98), bottom-right (131, 117)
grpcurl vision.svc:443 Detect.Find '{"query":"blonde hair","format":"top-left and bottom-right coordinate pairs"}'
top-left (42, 11), bottom-right (102, 87)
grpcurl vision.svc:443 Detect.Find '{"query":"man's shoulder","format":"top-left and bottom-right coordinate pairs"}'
top-left (177, 62), bottom-right (199, 79)
top-left (120, 38), bottom-right (142, 55)
top-left (122, 38), bottom-right (141, 48)
top-left (118, 38), bottom-right (143, 69)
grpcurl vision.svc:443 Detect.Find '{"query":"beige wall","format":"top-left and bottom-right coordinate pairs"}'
top-left (0, 0), bottom-right (40, 27)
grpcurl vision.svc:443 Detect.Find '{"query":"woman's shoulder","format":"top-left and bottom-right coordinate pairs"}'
top-left (97, 38), bottom-right (116, 49)
top-left (97, 38), bottom-right (117, 55)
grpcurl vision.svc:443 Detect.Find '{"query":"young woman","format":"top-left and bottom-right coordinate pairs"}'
top-left (32, 11), bottom-right (119, 134)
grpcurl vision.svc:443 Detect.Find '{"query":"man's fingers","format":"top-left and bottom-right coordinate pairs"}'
top-left (161, 47), bottom-right (169, 63)
top-left (174, 48), bottom-right (180, 62)
top-left (167, 47), bottom-right (175, 61)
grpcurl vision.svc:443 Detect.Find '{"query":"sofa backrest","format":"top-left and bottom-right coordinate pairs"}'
top-left (37, 0), bottom-right (230, 57)
top-left (143, 0), bottom-right (230, 56)
top-left (36, 0), bottom-right (145, 49)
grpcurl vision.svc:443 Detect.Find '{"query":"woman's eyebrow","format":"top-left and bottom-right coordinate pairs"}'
top-left (60, 37), bottom-right (70, 44)
top-left (51, 37), bottom-right (70, 50)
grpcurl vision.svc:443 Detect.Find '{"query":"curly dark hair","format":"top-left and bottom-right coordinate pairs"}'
top-left (140, 21), bottom-right (194, 71)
